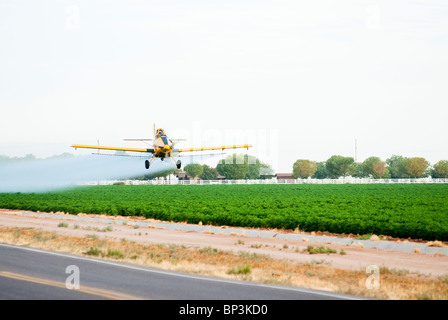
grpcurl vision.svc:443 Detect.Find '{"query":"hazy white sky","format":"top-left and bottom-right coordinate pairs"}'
top-left (1, 0), bottom-right (447, 172)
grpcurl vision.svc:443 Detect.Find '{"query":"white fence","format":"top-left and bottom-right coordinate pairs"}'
top-left (89, 177), bottom-right (448, 186)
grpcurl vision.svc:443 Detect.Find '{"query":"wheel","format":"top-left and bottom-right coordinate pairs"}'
top-left (145, 160), bottom-right (150, 169)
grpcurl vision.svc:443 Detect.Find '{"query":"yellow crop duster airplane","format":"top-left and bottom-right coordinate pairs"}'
top-left (72, 125), bottom-right (252, 170)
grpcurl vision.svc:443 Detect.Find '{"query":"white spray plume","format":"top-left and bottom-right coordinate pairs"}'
top-left (0, 153), bottom-right (218, 193)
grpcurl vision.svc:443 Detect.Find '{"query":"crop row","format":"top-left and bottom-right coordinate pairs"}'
top-left (0, 184), bottom-right (447, 241)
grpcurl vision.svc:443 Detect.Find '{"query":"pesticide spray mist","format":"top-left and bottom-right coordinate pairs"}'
top-left (0, 153), bottom-right (213, 193)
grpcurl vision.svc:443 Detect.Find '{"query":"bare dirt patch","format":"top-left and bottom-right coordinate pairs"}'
top-left (1, 209), bottom-right (447, 299)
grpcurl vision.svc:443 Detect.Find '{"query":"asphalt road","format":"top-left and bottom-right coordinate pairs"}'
top-left (0, 243), bottom-right (363, 302)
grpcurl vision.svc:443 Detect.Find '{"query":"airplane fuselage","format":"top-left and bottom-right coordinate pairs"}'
top-left (153, 128), bottom-right (173, 159)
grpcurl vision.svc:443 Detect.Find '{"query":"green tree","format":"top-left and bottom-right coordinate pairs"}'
top-left (312, 162), bottom-right (328, 179)
top-left (292, 159), bottom-right (317, 178)
top-left (361, 157), bottom-right (390, 178)
top-left (351, 162), bottom-right (365, 178)
top-left (216, 154), bottom-right (265, 180)
top-left (216, 154), bottom-right (249, 180)
top-left (245, 155), bottom-right (262, 179)
top-left (325, 155), bottom-right (355, 178)
top-left (259, 163), bottom-right (275, 179)
top-left (432, 160), bottom-right (448, 178)
top-left (406, 157), bottom-right (429, 178)
top-left (199, 165), bottom-right (218, 180)
top-left (386, 155), bottom-right (410, 178)
top-left (184, 163), bottom-right (203, 179)
top-left (361, 156), bottom-right (381, 177)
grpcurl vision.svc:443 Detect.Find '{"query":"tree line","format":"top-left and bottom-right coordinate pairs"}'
top-left (183, 154), bottom-right (448, 180)
top-left (2, 153), bottom-right (446, 181)
top-left (183, 154), bottom-right (274, 180)
top-left (293, 155), bottom-right (448, 179)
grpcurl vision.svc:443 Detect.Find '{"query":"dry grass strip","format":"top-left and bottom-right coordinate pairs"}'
top-left (1, 227), bottom-right (447, 300)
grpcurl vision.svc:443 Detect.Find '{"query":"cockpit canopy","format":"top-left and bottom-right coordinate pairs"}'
top-left (155, 128), bottom-right (166, 137)
top-left (155, 128), bottom-right (168, 145)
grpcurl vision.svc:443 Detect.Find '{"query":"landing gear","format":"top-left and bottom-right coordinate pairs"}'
top-left (145, 154), bottom-right (181, 170)
top-left (170, 154), bottom-right (181, 169)
top-left (145, 154), bottom-right (156, 169)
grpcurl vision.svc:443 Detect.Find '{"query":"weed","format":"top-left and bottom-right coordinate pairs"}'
top-left (239, 251), bottom-right (269, 261)
top-left (379, 266), bottom-right (409, 276)
top-left (85, 247), bottom-right (102, 256)
top-left (107, 248), bottom-right (124, 259)
top-left (437, 274), bottom-right (448, 283)
top-left (227, 264), bottom-right (251, 275)
top-left (32, 231), bottom-right (57, 242)
top-left (303, 245), bottom-right (337, 255)
top-left (199, 246), bottom-right (219, 255)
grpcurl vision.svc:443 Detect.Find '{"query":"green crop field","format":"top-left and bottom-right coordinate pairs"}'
top-left (1, 184), bottom-right (447, 241)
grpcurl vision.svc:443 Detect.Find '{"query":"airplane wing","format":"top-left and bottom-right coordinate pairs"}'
top-left (177, 144), bottom-right (252, 152)
top-left (71, 144), bottom-right (154, 153)
top-left (123, 139), bottom-right (187, 142)
top-left (72, 144), bottom-right (252, 153)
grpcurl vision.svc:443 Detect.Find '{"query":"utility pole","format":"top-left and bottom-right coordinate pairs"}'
top-left (354, 139), bottom-right (358, 162)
